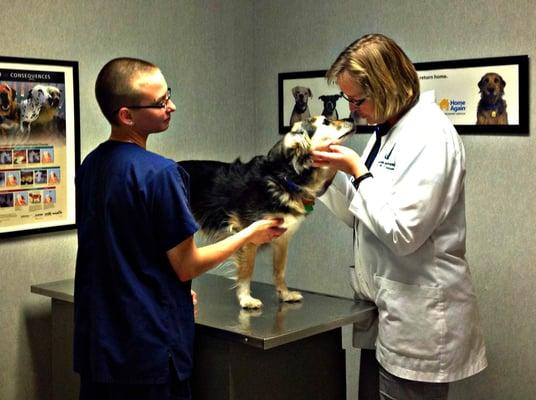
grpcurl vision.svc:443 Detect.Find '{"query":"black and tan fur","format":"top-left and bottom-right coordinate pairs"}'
top-left (178, 116), bottom-right (354, 308)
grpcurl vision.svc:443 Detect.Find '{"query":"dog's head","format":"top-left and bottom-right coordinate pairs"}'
top-left (269, 116), bottom-right (354, 174)
top-left (292, 86), bottom-right (312, 105)
top-left (478, 72), bottom-right (506, 101)
top-left (319, 94), bottom-right (341, 114)
top-left (0, 83), bottom-right (17, 117)
top-left (44, 86), bottom-right (61, 108)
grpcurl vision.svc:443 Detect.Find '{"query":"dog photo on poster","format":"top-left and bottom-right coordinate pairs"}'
top-left (0, 56), bottom-right (80, 238)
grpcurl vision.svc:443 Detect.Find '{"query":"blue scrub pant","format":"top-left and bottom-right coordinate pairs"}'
top-left (79, 377), bottom-right (191, 400)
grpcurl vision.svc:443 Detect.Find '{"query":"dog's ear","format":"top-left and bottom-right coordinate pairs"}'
top-left (499, 75), bottom-right (506, 90)
top-left (8, 86), bottom-right (16, 99)
top-left (319, 95), bottom-right (326, 101)
top-left (307, 88), bottom-right (312, 97)
top-left (477, 76), bottom-right (485, 92)
top-left (27, 89), bottom-right (34, 99)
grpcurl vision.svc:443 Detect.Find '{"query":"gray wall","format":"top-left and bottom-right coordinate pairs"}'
top-left (0, 0), bottom-right (535, 399)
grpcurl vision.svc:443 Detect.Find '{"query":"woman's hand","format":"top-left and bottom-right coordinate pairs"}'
top-left (312, 144), bottom-right (367, 177)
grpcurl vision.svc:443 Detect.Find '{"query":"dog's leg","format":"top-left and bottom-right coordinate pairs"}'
top-left (272, 234), bottom-right (303, 302)
top-left (236, 244), bottom-right (263, 309)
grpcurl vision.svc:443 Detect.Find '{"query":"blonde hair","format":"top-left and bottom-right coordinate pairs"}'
top-left (327, 34), bottom-right (419, 122)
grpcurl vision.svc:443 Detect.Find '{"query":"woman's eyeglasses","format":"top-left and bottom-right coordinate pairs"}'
top-left (340, 91), bottom-right (367, 107)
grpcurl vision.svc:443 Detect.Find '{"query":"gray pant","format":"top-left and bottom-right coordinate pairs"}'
top-left (358, 349), bottom-right (449, 400)
top-left (379, 365), bottom-right (449, 400)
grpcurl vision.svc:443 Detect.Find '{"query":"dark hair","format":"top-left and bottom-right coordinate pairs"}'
top-left (327, 34), bottom-right (420, 122)
top-left (95, 57), bottom-right (158, 125)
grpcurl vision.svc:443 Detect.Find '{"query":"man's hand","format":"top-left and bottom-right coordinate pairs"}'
top-left (245, 218), bottom-right (287, 245)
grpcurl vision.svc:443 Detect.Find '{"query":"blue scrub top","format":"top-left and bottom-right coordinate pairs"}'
top-left (74, 141), bottom-right (199, 383)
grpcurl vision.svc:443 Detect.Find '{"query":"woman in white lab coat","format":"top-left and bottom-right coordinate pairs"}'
top-left (312, 34), bottom-right (487, 399)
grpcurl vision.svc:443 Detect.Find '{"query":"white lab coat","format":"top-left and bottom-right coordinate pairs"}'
top-left (319, 92), bottom-right (487, 382)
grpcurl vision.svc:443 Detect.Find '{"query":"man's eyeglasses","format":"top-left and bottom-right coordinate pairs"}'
top-left (340, 91), bottom-right (367, 107)
top-left (115, 88), bottom-right (172, 113)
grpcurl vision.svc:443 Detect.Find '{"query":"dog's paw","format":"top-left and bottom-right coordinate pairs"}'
top-left (239, 295), bottom-right (263, 309)
top-left (279, 290), bottom-right (303, 303)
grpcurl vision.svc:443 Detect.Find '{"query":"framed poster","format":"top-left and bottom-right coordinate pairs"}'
top-left (278, 55), bottom-right (528, 135)
top-left (415, 55), bottom-right (529, 134)
top-left (0, 56), bottom-right (80, 238)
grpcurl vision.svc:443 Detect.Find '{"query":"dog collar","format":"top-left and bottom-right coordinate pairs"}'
top-left (303, 197), bottom-right (315, 213)
top-left (280, 176), bottom-right (315, 213)
top-left (282, 176), bottom-right (301, 193)
top-left (480, 101), bottom-right (502, 118)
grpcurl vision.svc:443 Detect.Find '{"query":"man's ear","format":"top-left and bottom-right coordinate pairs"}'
top-left (116, 107), bottom-right (134, 126)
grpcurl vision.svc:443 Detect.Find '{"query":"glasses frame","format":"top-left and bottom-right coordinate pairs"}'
top-left (340, 91), bottom-right (367, 107)
top-left (114, 88), bottom-right (172, 113)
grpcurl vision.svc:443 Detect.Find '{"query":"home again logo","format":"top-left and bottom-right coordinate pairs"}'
top-left (438, 98), bottom-right (466, 115)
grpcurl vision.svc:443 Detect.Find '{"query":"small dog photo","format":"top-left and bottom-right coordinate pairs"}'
top-left (0, 150), bottom-right (12, 164)
top-left (41, 148), bottom-right (54, 163)
top-left (28, 149), bottom-right (41, 163)
top-left (477, 72), bottom-right (508, 125)
top-left (43, 189), bottom-right (56, 204)
top-left (34, 169), bottom-right (47, 184)
top-left (28, 191), bottom-right (42, 204)
top-left (14, 192), bottom-right (28, 207)
top-left (47, 168), bottom-right (61, 184)
top-left (0, 193), bottom-right (13, 208)
top-left (6, 171), bottom-right (20, 187)
top-left (21, 170), bottom-right (34, 185)
top-left (13, 150), bottom-right (27, 164)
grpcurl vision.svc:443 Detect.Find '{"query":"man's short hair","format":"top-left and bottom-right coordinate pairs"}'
top-left (327, 34), bottom-right (420, 123)
top-left (95, 57), bottom-right (158, 125)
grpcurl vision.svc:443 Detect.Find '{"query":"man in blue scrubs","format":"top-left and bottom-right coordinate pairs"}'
top-left (74, 58), bottom-right (285, 400)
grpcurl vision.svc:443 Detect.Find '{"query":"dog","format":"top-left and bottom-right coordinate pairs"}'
top-left (29, 192), bottom-right (42, 203)
top-left (41, 150), bottom-right (53, 163)
top-left (34, 170), bottom-right (47, 184)
top-left (476, 72), bottom-right (508, 125)
top-left (0, 83), bottom-right (20, 138)
top-left (19, 85), bottom-right (62, 139)
top-left (0, 150), bottom-right (12, 164)
top-left (289, 86), bottom-right (312, 125)
top-left (21, 171), bottom-right (34, 185)
top-left (319, 94), bottom-right (341, 121)
top-left (179, 116), bottom-right (354, 308)
top-left (6, 173), bottom-right (18, 186)
top-left (28, 149), bottom-right (41, 163)
top-left (48, 170), bottom-right (60, 184)
top-left (15, 194), bottom-right (27, 206)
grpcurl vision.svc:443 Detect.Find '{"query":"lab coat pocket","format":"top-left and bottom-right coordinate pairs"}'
top-left (374, 275), bottom-right (446, 362)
